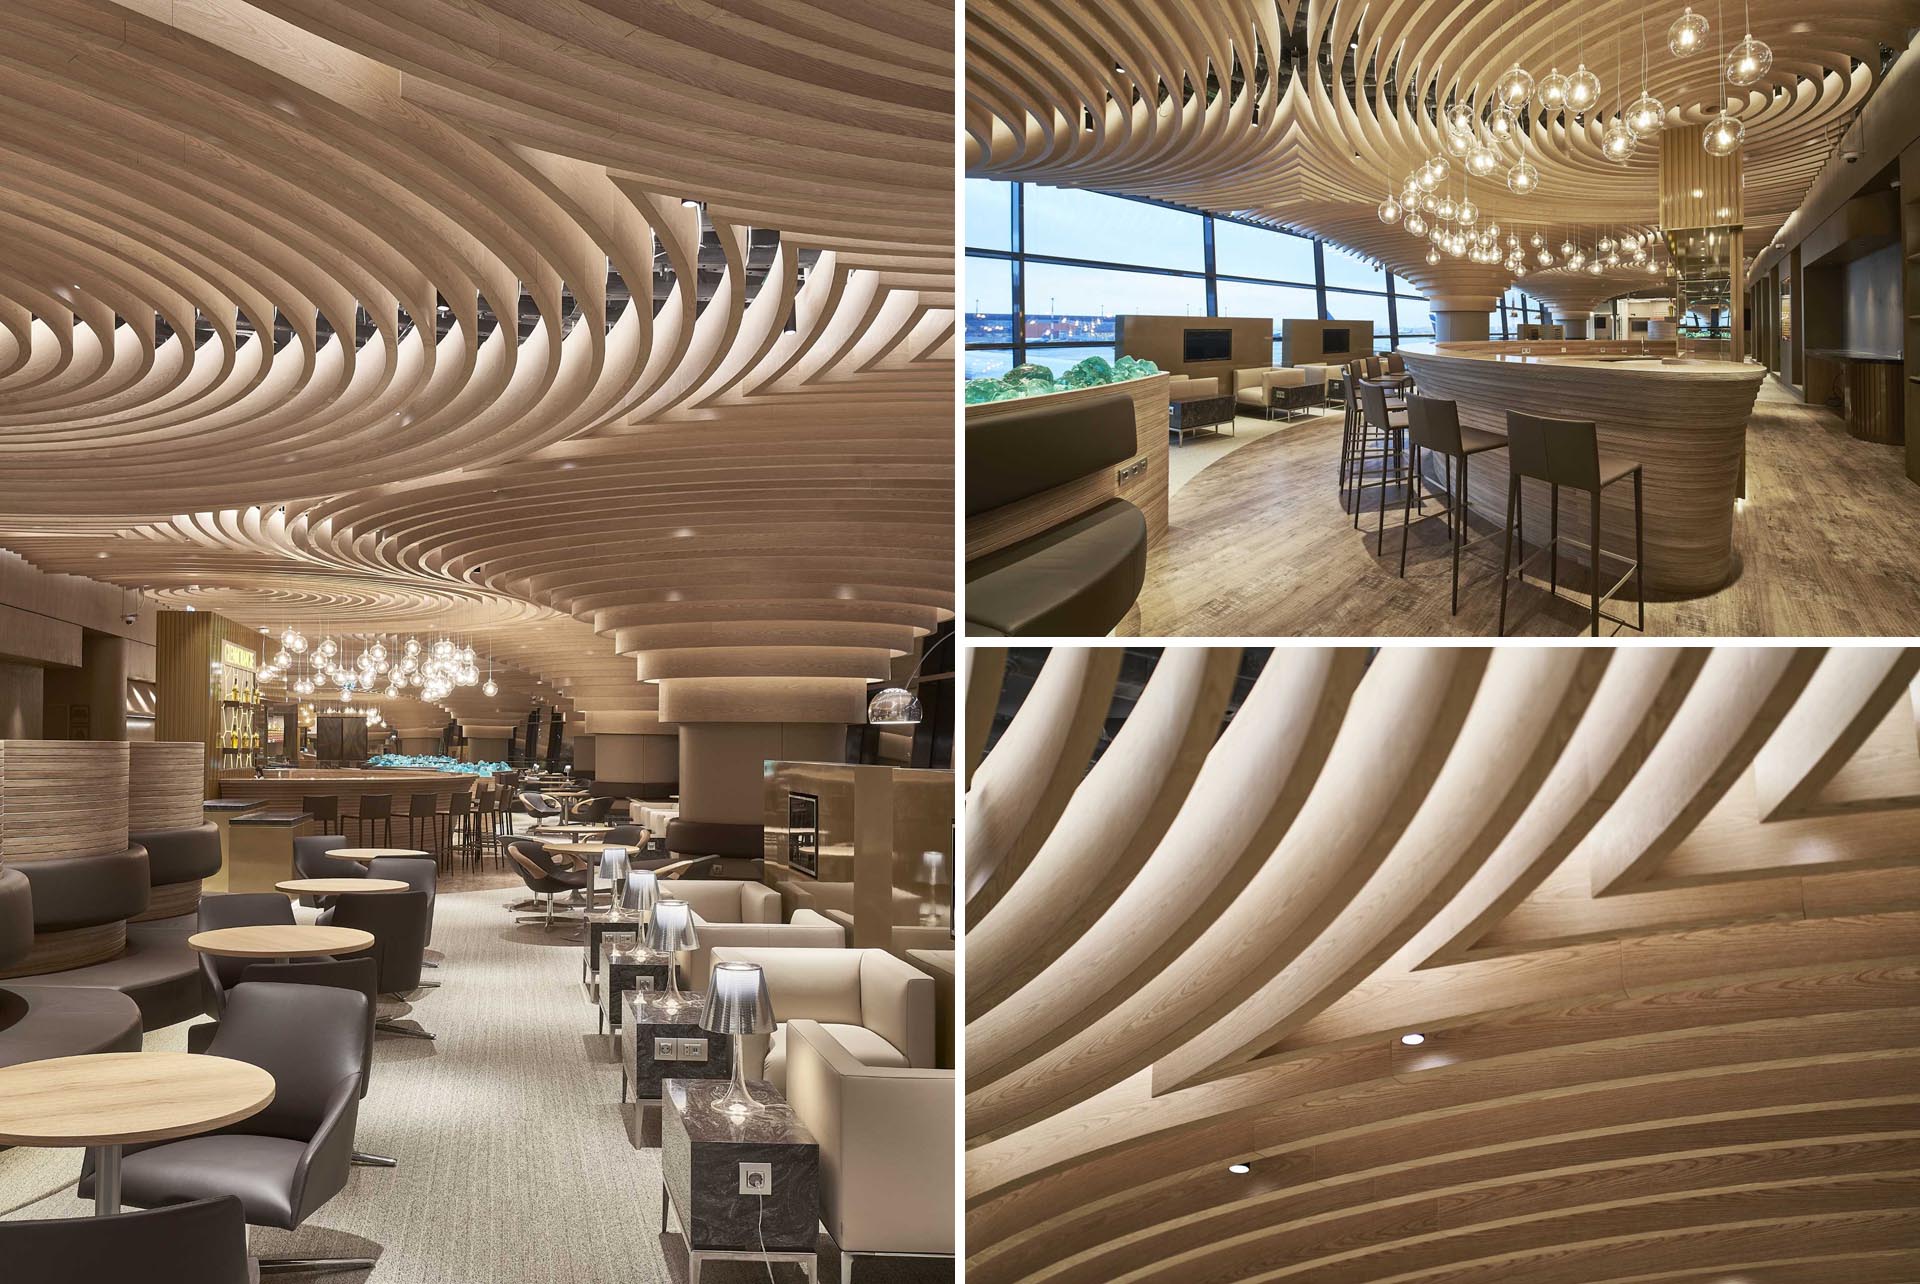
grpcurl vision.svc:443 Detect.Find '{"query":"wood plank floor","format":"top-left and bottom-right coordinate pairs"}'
top-left (1119, 376), bottom-right (1920, 637)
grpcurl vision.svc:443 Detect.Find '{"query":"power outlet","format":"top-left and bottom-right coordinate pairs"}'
top-left (653, 1037), bottom-right (680, 1062)
top-left (738, 1162), bottom-right (772, 1196)
top-left (676, 1038), bottom-right (708, 1063)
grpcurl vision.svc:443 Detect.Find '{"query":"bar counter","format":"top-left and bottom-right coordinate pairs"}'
top-left (213, 768), bottom-right (478, 815)
top-left (1398, 341), bottom-right (1767, 595)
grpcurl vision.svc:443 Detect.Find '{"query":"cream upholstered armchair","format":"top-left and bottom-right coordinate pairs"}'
top-left (657, 878), bottom-right (779, 924)
top-left (678, 908), bottom-right (845, 989)
top-left (707, 945), bottom-right (935, 1093)
top-left (783, 1019), bottom-right (954, 1281)
top-left (1234, 364), bottom-right (1330, 419)
top-left (1166, 374), bottom-right (1220, 402)
top-left (777, 878), bottom-right (923, 925)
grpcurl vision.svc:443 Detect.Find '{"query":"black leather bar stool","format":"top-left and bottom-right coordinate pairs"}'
top-left (406, 791), bottom-right (445, 859)
top-left (1499, 411), bottom-right (1646, 637)
top-left (301, 795), bottom-right (339, 830)
top-left (1399, 394), bottom-right (1508, 614)
top-left (342, 792), bottom-right (393, 846)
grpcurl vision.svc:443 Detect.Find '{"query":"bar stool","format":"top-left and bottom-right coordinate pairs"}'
top-left (1499, 411), bottom-right (1646, 637)
top-left (448, 791), bottom-right (477, 867)
top-left (301, 796), bottom-right (340, 830)
top-left (405, 792), bottom-right (445, 860)
top-left (342, 793), bottom-right (393, 846)
top-left (1356, 380), bottom-right (1420, 552)
top-left (1339, 360), bottom-right (1404, 499)
top-left (1399, 395), bottom-right (1508, 614)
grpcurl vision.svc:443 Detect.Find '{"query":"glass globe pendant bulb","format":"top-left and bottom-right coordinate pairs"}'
top-left (1668, 7), bottom-right (1709, 57)
top-left (1587, 258), bottom-right (1605, 276)
top-left (1420, 191), bottom-right (1439, 213)
top-left (1487, 106), bottom-right (1515, 140)
top-left (1435, 194), bottom-right (1457, 221)
top-left (1496, 62), bottom-right (1535, 108)
top-left (1425, 155), bottom-right (1450, 185)
top-left (1457, 198), bottom-right (1478, 225)
top-left (1377, 194), bottom-right (1403, 225)
top-left (1445, 128), bottom-right (1473, 158)
top-left (1468, 142), bottom-right (1499, 177)
top-left (1536, 247), bottom-right (1553, 267)
top-left (1566, 65), bottom-right (1600, 113)
top-left (1703, 109), bottom-right (1744, 156)
top-left (1426, 246), bottom-right (1441, 265)
top-left (1601, 120), bottom-right (1636, 162)
top-left (1625, 92), bottom-right (1665, 137)
top-left (1403, 211), bottom-right (1428, 237)
top-left (1446, 103), bottom-right (1476, 134)
top-left (1726, 34), bottom-right (1771, 85)
top-left (1537, 68), bottom-right (1569, 110)
top-left (482, 678), bottom-right (499, 698)
top-left (1506, 159), bottom-right (1538, 194)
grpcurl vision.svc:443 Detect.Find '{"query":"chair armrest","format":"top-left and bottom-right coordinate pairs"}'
top-left (741, 882), bottom-right (782, 924)
top-left (679, 912), bottom-right (847, 990)
top-left (783, 1020), bottom-right (954, 1256)
top-left (289, 1074), bottom-right (362, 1224)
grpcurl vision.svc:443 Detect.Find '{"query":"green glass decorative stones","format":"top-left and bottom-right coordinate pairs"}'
top-left (963, 354), bottom-right (1160, 405)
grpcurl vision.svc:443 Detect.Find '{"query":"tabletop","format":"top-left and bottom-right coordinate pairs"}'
top-left (533, 823), bottom-right (613, 834)
top-left (325, 847), bottom-right (429, 863)
top-left (0, 1052), bottom-right (275, 1147)
top-left (542, 840), bottom-right (614, 855)
top-left (188, 925), bottom-right (375, 958)
top-left (276, 878), bottom-right (409, 895)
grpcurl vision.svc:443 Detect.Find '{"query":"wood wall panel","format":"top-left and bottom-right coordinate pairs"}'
top-left (0, 921), bottom-right (124, 979)
top-left (0, 741), bottom-right (128, 862)
top-left (965, 645), bottom-right (1920, 1284)
top-left (128, 741), bottom-right (205, 831)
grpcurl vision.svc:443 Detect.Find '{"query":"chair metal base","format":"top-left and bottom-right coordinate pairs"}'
top-left (257, 1260), bottom-right (377, 1275)
top-left (376, 1019), bottom-right (435, 1040)
top-left (351, 1152), bottom-right (397, 1167)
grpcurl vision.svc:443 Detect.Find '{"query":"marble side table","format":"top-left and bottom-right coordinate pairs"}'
top-left (618, 989), bottom-right (730, 1110)
top-left (661, 1078), bottom-right (819, 1282)
top-left (580, 914), bottom-right (643, 997)
top-left (599, 939), bottom-right (673, 1034)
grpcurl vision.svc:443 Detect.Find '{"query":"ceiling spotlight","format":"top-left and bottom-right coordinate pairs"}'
top-left (1227, 1163), bottom-right (1252, 1175)
top-left (1400, 1033), bottom-right (1427, 1046)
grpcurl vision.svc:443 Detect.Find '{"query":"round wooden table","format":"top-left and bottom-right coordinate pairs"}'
top-left (0, 1051), bottom-right (275, 1215)
top-left (533, 823), bottom-right (611, 835)
top-left (275, 878), bottom-right (409, 896)
top-left (324, 847), bottom-right (429, 863)
top-left (188, 925), bottom-right (375, 959)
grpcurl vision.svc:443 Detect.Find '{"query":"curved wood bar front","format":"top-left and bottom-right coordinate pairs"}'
top-left (213, 769), bottom-right (478, 818)
top-left (1398, 342), bottom-right (1767, 595)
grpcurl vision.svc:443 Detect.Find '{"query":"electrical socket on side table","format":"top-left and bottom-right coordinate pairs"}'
top-left (739, 1162), bottom-right (772, 1196)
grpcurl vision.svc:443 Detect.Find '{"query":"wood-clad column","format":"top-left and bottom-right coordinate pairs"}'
top-left (0, 740), bottom-right (144, 977)
top-left (659, 678), bottom-right (863, 829)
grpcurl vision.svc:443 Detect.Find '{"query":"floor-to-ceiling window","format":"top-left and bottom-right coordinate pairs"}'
top-left (965, 178), bottom-right (1407, 375)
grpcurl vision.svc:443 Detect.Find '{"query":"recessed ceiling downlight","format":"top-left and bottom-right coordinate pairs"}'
top-left (1400, 1033), bottom-right (1427, 1046)
top-left (1228, 1163), bottom-right (1252, 1175)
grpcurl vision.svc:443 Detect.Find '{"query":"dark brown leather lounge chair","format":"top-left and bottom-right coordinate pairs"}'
top-left (325, 890), bottom-right (435, 1040)
top-left (0, 1196), bottom-right (253, 1284)
top-left (196, 893), bottom-right (295, 1019)
top-left (78, 982), bottom-right (374, 1277)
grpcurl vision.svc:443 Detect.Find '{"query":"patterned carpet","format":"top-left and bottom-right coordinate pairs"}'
top-left (0, 889), bottom-right (821, 1282)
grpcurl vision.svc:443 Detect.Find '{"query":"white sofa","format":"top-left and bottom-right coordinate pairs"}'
top-left (783, 1018), bottom-right (954, 1277)
top-left (777, 879), bottom-right (923, 926)
top-left (707, 946), bottom-right (935, 1094)
top-left (1234, 364), bottom-right (1331, 419)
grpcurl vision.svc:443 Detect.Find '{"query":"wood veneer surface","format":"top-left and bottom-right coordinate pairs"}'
top-left (965, 646), bottom-right (1920, 1284)
top-left (1400, 343), bottom-right (1765, 594)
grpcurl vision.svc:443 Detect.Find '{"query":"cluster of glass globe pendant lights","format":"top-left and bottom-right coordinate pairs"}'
top-left (1375, 1), bottom-right (1771, 274)
top-left (259, 628), bottom-right (499, 702)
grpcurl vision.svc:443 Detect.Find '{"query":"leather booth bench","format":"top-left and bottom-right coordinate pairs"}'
top-left (965, 391), bottom-right (1148, 637)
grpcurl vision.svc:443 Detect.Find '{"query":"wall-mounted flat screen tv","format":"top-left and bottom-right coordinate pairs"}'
top-left (1322, 327), bottom-right (1352, 354)
top-left (1183, 328), bottom-right (1232, 362)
